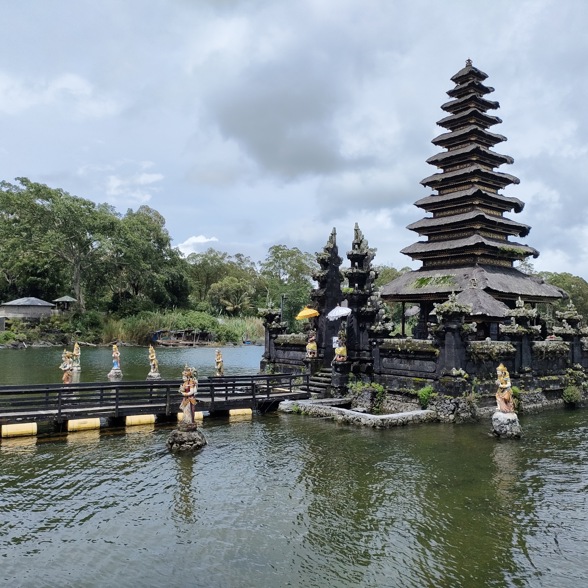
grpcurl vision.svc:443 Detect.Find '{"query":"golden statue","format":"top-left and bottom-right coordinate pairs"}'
top-left (495, 363), bottom-right (515, 413)
top-left (306, 331), bottom-right (318, 358)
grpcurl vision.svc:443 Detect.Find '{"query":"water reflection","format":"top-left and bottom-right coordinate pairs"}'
top-left (2, 403), bottom-right (588, 586)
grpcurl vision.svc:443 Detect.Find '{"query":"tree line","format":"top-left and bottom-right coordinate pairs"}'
top-left (2, 178), bottom-right (587, 330)
top-left (0, 178), bottom-right (320, 326)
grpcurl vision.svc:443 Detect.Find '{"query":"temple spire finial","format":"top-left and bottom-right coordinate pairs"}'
top-left (466, 58), bottom-right (472, 67)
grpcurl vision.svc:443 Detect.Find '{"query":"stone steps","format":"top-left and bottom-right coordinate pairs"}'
top-left (301, 368), bottom-right (332, 397)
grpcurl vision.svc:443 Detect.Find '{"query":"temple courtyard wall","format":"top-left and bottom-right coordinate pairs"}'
top-left (262, 333), bottom-right (588, 424)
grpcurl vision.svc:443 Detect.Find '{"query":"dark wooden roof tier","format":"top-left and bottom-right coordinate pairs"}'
top-left (401, 234), bottom-right (538, 260)
top-left (436, 108), bottom-right (502, 131)
top-left (420, 165), bottom-right (519, 192)
top-left (407, 210), bottom-right (530, 238)
top-left (414, 187), bottom-right (524, 214)
top-left (432, 126), bottom-right (507, 149)
top-left (380, 266), bottom-right (565, 304)
top-left (440, 94), bottom-right (499, 114)
top-left (426, 144), bottom-right (514, 168)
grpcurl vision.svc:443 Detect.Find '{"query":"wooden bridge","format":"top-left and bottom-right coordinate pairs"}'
top-left (0, 373), bottom-right (310, 426)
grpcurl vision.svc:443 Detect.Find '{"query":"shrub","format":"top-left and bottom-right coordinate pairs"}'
top-left (562, 385), bottom-right (582, 405)
top-left (417, 385), bottom-right (435, 408)
top-left (0, 331), bottom-right (16, 345)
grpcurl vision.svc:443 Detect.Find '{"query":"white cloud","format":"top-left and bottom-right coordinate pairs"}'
top-left (177, 235), bottom-right (220, 256)
top-left (0, 71), bottom-right (121, 118)
top-left (2, 0), bottom-right (588, 278)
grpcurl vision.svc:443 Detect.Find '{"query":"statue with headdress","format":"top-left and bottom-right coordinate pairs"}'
top-left (306, 331), bottom-right (318, 358)
top-left (179, 365), bottom-right (198, 424)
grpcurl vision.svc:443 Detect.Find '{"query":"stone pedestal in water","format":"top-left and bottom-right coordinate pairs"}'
top-left (166, 424), bottom-right (207, 452)
top-left (492, 411), bottom-right (522, 439)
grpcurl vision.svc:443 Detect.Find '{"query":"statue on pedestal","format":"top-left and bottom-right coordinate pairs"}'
top-left (333, 330), bottom-right (347, 363)
top-left (59, 350), bottom-right (74, 384)
top-left (492, 363), bottom-right (522, 439)
top-left (305, 331), bottom-right (317, 358)
top-left (72, 342), bottom-right (81, 372)
top-left (147, 344), bottom-right (161, 380)
top-left (179, 365), bottom-right (198, 424)
top-left (167, 364), bottom-right (207, 452)
top-left (495, 363), bottom-right (514, 413)
top-left (215, 349), bottom-right (224, 376)
top-left (107, 343), bottom-right (123, 379)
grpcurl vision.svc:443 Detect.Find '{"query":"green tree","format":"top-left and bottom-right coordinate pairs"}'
top-left (0, 178), bottom-right (117, 311)
top-left (259, 244), bottom-right (316, 326)
top-left (539, 272), bottom-right (588, 320)
top-left (104, 206), bottom-right (190, 315)
top-left (186, 248), bottom-right (233, 303)
top-left (208, 276), bottom-right (254, 316)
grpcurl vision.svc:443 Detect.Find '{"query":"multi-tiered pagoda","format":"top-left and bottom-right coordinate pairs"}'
top-left (381, 60), bottom-right (564, 327)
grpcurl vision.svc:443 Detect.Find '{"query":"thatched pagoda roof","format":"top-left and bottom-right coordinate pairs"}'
top-left (380, 265), bottom-right (566, 304)
top-left (454, 287), bottom-right (509, 318)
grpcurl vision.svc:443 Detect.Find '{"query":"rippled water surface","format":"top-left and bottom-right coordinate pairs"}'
top-left (2, 407), bottom-right (588, 587)
top-left (0, 345), bottom-right (263, 384)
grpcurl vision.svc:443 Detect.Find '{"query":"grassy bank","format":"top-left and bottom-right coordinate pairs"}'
top-left (0, 311), bottom-right (265, 347)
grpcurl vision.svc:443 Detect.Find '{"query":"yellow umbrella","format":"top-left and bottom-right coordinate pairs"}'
top-left (295, 306), bottom-right (320, 320)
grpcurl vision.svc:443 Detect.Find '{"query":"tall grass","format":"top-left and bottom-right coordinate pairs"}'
top-left (102, 311), bottom-right (265, 345)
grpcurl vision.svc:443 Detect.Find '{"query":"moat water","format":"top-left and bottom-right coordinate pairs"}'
top-left (1, 348), bottom-right (588, 587)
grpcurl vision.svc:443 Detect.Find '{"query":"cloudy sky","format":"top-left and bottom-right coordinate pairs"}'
top-left (2, 0), bottom-right (587, 276)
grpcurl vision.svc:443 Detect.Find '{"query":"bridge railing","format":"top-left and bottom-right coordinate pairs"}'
top-left (0, 373), bottom-right (309, 423)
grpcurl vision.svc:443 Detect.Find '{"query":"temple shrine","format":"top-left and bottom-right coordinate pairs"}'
top-left (261, 61), bottom-right (584, 416)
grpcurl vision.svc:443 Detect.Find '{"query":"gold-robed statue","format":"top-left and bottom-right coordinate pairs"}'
top-left (179, 365), bottom-right (198, 424)
top-left (305, 331), bottom-right (317, 358)
top-left (495, 363), bottom-right (515, 413)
